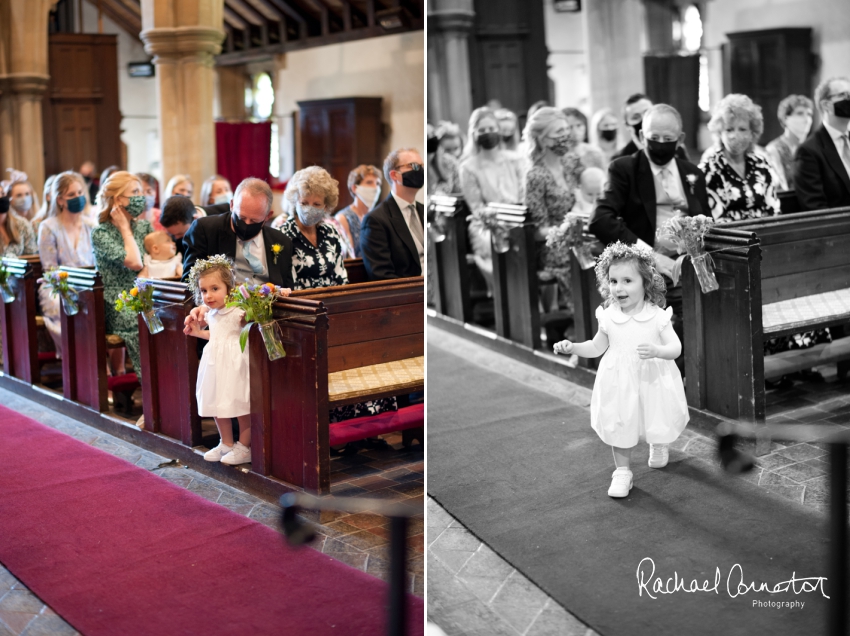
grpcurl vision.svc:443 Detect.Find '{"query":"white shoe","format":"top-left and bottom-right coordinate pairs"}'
top-left (608, 468), bottom-right (633, 498)
top-left (648, 444), bottom-right (669, 468)
top-left (220, 442), bottom-right (252, 465)
top-left (203, 442), bottom-right (233, 462)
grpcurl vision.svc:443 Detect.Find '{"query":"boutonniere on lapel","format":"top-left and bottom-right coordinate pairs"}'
top-left (271, 243), bottom-right (282, 264)
top-left (686, 173), bottom-right (698, 195)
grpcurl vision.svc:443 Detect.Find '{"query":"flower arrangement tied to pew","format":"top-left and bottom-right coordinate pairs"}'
top-left (0, 262), bottom-right (16, 304)
top-left (657, 214), bottom-right (719, 294)
top-left (226, 282), bottom-right (287, 361)
top-left (115, 279), bottom-right (164, 334)
top-left (468, 206), bottom-right (511, 253)
top-left (546, 213), bottom-right (597, 270)
top-left (38, 268), bottom-right (79, 316)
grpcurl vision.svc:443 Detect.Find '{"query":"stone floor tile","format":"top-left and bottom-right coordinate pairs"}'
top-left (456, 543), bottom-right (516, 605)
top-left (185, 480), bottom-right (223, 503)
top-left (773, 461), bottom-right (828, 484)
top-left (755, 453), bottom-right (796, 471)
top-left (0, 620), bottom-right (16, 636)
top-left (339, 512), bottom-right (386, 530)
top-left (338, 530), bottom-right (389, 551)
top-left (429, 527), bottom-right (481, 574)
top-left (19, 613), bottom-right (79, 636)
top-left (526, 601), bottom-right (597, 636)
top-left (427, 556), bottom-right (481, 613)
top-left (0, 589), bottom-right (42, 635)
top-left (0, 570), bottom-right (18, 594)
top-left (435, 600), bottom-right (520, 636)
top-left (490, 570), bottom-right (551, 634)
top-left (775, 443), bottom-right (828, 462)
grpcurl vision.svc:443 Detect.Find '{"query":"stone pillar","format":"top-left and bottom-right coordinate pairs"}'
top-left (0, 0), bottom-right (57, 195)
top-left (582, 0), bottom-right (645, 117)
top-left (140, 0), bottom-right (224, 203)
top-left (427, 0), bottom-right (474, 127)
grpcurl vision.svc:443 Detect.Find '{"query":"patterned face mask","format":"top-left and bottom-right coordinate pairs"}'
top-left (125, 195), bottom-right (147, 218)
top-left (296, 203), bottom-right (326, 227)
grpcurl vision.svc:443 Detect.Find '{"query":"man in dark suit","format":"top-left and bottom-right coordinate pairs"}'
top-left (591, 104), bottom-right (709, 372)
top-left (612, 93), bottom-right (690, 162)
top-left (360, 148), bottom-right (425, 280)
top-left (181, 177), bottom-right (294, 289)
top-left (794, 76), bottom-right (850, 211)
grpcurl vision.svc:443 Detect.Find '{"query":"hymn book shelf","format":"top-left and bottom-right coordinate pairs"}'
top-left (0, 258), bottom-right (423, 501)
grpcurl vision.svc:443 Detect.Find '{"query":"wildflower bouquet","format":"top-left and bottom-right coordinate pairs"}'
top-left (0, 262), bottom-right (15, 304)
top-left (657, 214), bottom-right (719, 293)
top-left (546, 213), bottom-right (596, 270)
top-left (468, 206), bottom-right (510, 253)
top-left (38, 268), bottom-right (79, 315)
top-left (115, 278), bottom-right (163, 333)
top-left (225, 281), bottom-right (287, 360)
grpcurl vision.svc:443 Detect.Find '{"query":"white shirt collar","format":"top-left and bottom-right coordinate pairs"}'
top-left (606, 301), bottom-right (657, 323)
top-left (823, 120), bottom-right (850, 143)
top-left (648, 156), bottom-right (680, 179)
top-left (391, 191), bottom-right (416, 216)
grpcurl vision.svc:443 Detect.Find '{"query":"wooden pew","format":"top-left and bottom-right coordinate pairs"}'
top-left (251, 277), bottom-right (425, 494)
top-left (683, 207), bottom-right (850, 429)
top-left (427, 195), bottom-right (472, 321)
top-left (0, 256), bottom-right (40, 384)
top-left (343, 258), bottom-right (368, 284)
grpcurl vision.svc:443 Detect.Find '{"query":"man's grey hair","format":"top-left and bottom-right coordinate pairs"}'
top-left (233, 177), bottom-right (273, 212)
top-left (383, 147), bottom-right (421, 184)
top-left (814, 76), bottom-right (850, 113)
top-left (642, 104), bottom-right (683, 132)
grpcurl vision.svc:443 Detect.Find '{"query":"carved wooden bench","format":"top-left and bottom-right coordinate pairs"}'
top-left (0, 256), bottom-right (42, 384)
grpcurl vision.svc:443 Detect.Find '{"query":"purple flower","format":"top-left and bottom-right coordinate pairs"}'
top-left (259, 285), bottom-right (271, 297)
top-left (239, 285), bottom-right (250, 299)
top-left (135, 279), bottom-right (150, 292)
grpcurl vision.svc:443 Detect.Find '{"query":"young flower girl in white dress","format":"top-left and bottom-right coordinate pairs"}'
top-left (554, 242), bottom-right (689, 497)
top-left (184, 256), bottom-right (253, 465)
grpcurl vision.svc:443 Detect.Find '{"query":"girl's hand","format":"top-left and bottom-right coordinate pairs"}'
top-left (553, 340), bottom-right (574, 355)
top-left (637, 343), bottom-right (659, 359)
top-left (110, 205), bottom-right (131, 233)
top-left (187, 305), bottom-right (209, 326)
top-left (279, 287), bottom-right (292, 297)
top-left (184, 319), bottom-right (202, 337)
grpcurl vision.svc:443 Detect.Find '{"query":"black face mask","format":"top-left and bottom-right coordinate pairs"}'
top-left (645, 138), bottom-right (678, 166)
top-left (833, 98), bottom-right (850, 118)
top-left (401, 169), bottom-right (424, 190)
top-left (231, 212), bottom-right (264, 241)
top-left (477, 132), bottom-right (501, 150)
top-left (600, 129), bottom-right (618, 142)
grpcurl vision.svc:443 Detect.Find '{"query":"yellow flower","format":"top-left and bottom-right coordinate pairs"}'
top-left (130, 288), bottom-right (139, 297)
top-left (271, 244), bottom-right (282, 254)
top-left (59, 271), bottom-right (69, 280)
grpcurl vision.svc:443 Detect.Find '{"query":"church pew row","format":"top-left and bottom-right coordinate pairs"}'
top-left (683, 207), bottom-right (850, 432)
top-left (427, 195), bottom-right (472, 322)
top-left (0, 256), bottom-right (42, 385)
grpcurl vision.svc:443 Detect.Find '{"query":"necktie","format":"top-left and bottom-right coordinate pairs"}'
top-left (842, 135), bottom-right (850, 173)
top-left (406, 204), bottom-right (424, 245)
top-left (243, 238), bottom-right (263, 274)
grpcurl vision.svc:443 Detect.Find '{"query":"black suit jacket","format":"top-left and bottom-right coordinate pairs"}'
top-left (201, 202), bottom-right (232, 216)
top-left (794, 125), bottom-right (850, 211)
top-left (590, 150), bottom-right (709, 247)
top-left (360, 194), bottom-right (424, 280)
top-left (181, 212), bottom-right (295, 289)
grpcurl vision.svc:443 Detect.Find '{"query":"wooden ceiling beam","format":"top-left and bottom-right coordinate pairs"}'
top-left (223, 7), bottom-right (248, 30)
top-left (225, 0), bottom-right (266, 26)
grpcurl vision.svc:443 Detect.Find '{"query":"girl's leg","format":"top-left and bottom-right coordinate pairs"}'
top-left (108, 348), bottom-right (125, 376)
top-left (214, 417), bottom-right (235, 446)
top-left (611, 446), bottom-right (632, 469)
top-left (236, 414), bottom-right (251, 447)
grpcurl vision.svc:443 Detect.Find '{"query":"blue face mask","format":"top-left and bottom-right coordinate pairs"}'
top-left (296, 203), bottom-right (326, 227)
top-left (66, 195), bottom-right (86, 214)
top-left (213, 192), bottom-right (232, 206)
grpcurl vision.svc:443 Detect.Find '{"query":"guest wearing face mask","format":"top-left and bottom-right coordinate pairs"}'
top-left (361, 147), bottom-right (426, 281)
top-left (92, 171), bottom-right (153, 378)
top-left (334, 164), bottom-right (382, 259)
top-left (459, 107), bottom-right (526, 292)
top-left (181, 177), bottom-right (294, 290)
top-left (199, 175), bottom-right (233, 216)
top-left (137, 173), bottom-right (163, 231)
top-left (765, 95), bottom-right (814, 191)
top-left (277, 167), bottom-right (349, 288)
top-left (699, 94), bottom-right (780, 222)
top-left (3, 169), bottom-right (40, 221)
top-left (30, 175), bottom-right (58, 232)
top-left (37, 171), bottom-right (96, 356)
top-left (427, 122), bottom-right (463, 196)
top-left (589, 108), bottom-right (621, 167)
top-left (0, 194), bottom-right (37, 258)
top-left (794, 76), bottom-right (850, 211)
top-left (562, 107), bottom-right (606, 170)
top-left (612, 94), bottom-right (690, 162)
top-left (495, 108), bottom-right (520, 153)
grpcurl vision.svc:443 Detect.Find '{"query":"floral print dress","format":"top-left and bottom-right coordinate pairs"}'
top-left (699, 146), bottom-right (780, 222)
top-left (0, 213), bottom-right (37, 257)
top-left (92, 219), bottom-right (153, 379)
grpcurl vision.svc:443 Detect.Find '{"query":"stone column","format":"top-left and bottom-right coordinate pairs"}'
top-left (0, 0), bottom-right (57, 195)
top-left (582, 0), bottom-right (645, 117)
top-left (140, 0), bottom-right (224, 203)
top-left (428, 0), bottom-right (474, 127)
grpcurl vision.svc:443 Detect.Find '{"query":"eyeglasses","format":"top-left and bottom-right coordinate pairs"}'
top-left (394, 162), bottom-right (423, 172)
top-left (828, 92), bottom-right (850, 101)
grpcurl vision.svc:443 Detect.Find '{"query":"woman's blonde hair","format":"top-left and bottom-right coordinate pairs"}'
top-left (707, 93), bottom-right (764, 148)
top-left (589, 108), bottom-right (617, 146)
top-left (284, 166), bottom-right (339, 213)
top-left (97, 171), bottom-right (143, 225)
top-left (48, 171), bottom-right (88, 219)
top-left (0, 205), bottom-right (20, 247)
top-left (200, 174), bottom-right (231, 205)
top-left (522, 107), bottom-right (569, 165)
top-left (164, 174), bottom-right (194, 199)
top-left (463, 107), bottom-right (499, 158)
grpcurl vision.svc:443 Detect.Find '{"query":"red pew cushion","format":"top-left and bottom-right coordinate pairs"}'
top-left (107, 373), bottom-right (140, 394)
top-left (328, 404), bottom-right (424, 447)
top-left (37, 352), bottom-right (57, 364)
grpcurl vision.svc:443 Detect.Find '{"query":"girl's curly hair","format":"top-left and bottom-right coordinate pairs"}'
top-left (595, 241), bottom-right (667, 308)
top-left (187, 255), bottom-right (236, 305)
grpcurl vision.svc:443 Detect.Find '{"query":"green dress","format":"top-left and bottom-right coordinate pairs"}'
top-left (91, 219), bottom-right (152, 379)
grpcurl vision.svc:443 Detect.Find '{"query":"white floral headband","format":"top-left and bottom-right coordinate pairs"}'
top-left (186, 254), bottom-right (234, 296)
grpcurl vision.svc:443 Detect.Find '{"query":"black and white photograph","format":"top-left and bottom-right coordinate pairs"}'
top-left (426, 1), bottom-right (850, 634)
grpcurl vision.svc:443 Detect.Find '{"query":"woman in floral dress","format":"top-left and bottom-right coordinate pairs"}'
top-left (699, 94), bottom-right (780, 222)
top-left (91, 171), bottom-right (152, 378)
top-left (523, 107), bottom-right (585, 315)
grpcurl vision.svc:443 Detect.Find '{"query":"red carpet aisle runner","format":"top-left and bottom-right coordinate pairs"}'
top-left (0, 405), bottom-right (423, 636)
